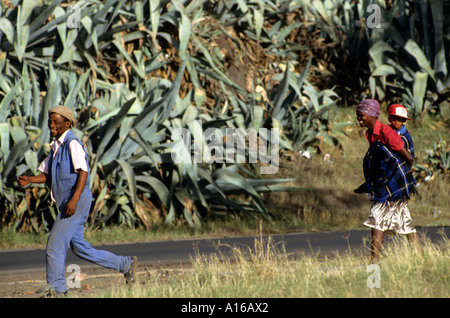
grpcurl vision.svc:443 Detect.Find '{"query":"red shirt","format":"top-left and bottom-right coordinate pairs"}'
top-left (366, 120), bottom-right (404, 151)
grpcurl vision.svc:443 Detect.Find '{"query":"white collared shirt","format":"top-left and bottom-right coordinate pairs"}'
top-left (38, 130), bottom-right (88, 175)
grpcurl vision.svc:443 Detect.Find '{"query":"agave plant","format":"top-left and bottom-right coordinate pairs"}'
top-left (0, 0), bottom-right (343, 232)
top-left (300, 0), bottom-right (450, 119)
top-left (423, 136), bottom-right (449, 175)
top-left (366, 0), bottom-right (450, 120)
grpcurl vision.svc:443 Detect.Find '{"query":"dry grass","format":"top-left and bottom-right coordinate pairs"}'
top-left (89, 233), bottom-right (449, 298)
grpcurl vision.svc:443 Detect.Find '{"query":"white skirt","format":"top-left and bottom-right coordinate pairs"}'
top-left (364, 200), bottom-right (417, 234)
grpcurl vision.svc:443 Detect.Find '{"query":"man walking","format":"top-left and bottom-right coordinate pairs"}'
top-left (17, 105), bottom-right (137, 296)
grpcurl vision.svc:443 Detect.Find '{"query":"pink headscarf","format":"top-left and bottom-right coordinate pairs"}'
top-left (356, 99), bottom-right (380, 118)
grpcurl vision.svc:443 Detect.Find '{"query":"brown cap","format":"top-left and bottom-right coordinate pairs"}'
top-left (48, 105), bottom-right (76, 127)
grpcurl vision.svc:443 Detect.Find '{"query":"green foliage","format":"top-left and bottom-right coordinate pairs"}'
top-left (300, 0), bottom-right (450, 120)
top-left (366, 0), bottom-right (449, 121)
top-left (416, 136), bottom-right (449, 177)
top-left (0, 0), bottom-right (336, 232)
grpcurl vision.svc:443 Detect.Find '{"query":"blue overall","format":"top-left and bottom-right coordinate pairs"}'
top-left (46, 130), bottom-right (131, 293)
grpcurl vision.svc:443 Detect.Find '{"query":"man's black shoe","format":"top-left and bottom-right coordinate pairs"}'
top-left (124, 256), bottom-right (138, 284)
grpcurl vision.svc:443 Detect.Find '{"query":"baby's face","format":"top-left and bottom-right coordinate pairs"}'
top-left (388, 115), bottom-right (406, 131)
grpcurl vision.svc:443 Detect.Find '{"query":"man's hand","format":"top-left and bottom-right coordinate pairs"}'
top-left (17, 174), bottom-right (47, 187)
top-left (64, 169), bottom-right (88, 218)
top-left (17, 176), bottom-right (31, 187)
top-left (65, 198), bottom-right (78, 217)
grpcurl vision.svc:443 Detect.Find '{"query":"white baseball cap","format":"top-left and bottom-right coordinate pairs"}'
top-left (388, 104), bottom-right (412, 120)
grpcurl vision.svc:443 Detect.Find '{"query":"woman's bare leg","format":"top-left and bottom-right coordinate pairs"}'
top-left (370, 228), bottom-right (384, 263)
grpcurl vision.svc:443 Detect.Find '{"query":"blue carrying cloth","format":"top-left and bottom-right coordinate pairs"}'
top-left (363, 140), bottom-right (416, 203)
top-left (397, 126), bottom-right (415, 161)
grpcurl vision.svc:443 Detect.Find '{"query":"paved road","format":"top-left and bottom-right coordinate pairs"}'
top-left (0, 227), bottom-right (448, 272)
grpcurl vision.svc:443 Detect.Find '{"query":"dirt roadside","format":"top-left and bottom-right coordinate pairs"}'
top-left (0, 263), bottom-right (190, 298)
